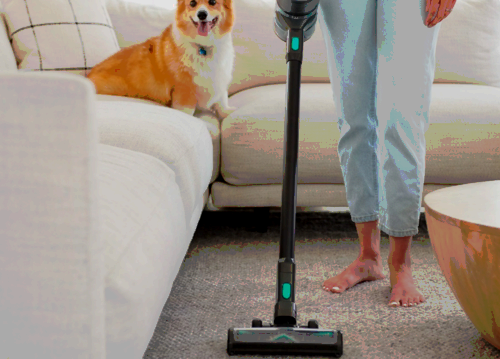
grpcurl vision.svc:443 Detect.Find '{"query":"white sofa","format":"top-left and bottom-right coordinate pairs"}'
top-left (1, 0), bottom-right (499, 358)
top-left (0, 1), bottom-right (216, 358)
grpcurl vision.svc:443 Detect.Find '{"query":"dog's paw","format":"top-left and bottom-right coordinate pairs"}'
top-left (217, 106), bottom-right (237, 119)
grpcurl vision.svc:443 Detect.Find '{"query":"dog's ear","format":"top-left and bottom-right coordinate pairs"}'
top-left (222, 0), bottom-right (232, 10)
top-left (177, 0), bottom-right (186, 11)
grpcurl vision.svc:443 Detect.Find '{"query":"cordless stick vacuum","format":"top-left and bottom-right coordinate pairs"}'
top-left (226, 0), bottom-right (343, 356)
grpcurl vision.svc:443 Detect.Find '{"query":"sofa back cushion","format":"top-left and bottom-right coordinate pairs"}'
top-left (433, 0), bottom-right (500, 88)
top-left (228, 0), bottom-right (500, 95)
top-left (0, 7), bottom-right (17, 71)
top-left (106, 0), bottom-right (500, 96)
top-left (105, 0), bottom-right (176, 49)
top-left (1, 0), bottom-right (120, 77)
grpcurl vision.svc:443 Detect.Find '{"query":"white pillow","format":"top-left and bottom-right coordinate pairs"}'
top-left (105, 0), bottom-right (176, 49)
top-left (228, 0), bottom-right (331, 96)
top-left (228, 0), bottom-right (500, 93)
top-left (1, 0), bottom-right (120, 77)
top-left (433, 0), bottom-right (500, 88)
top-left (0, 12), bottom-right (18, 71)
top-left (105, 0), bottom-right (500, 94)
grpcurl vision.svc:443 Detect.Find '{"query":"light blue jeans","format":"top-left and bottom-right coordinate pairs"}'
top-left (318, 0), bottom-right (441, 237)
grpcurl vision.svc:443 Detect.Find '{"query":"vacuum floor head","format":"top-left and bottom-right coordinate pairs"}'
top-left (227, 326), bottom-right (343, 357)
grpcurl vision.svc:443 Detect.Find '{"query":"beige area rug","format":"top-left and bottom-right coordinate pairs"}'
top-left (144, 210), bottom-right (500, 359)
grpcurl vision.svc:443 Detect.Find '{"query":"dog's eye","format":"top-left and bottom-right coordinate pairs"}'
top-left (208, 0), bottom-right (216, 5)
top-left (190, 0), bottom-right (196, 7)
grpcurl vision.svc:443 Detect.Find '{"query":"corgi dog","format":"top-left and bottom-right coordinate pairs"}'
top-left (87, 0), bottom-right (236, 120)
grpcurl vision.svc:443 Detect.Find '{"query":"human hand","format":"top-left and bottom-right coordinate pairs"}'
top-left (425, 0), bottom-right (457, 28)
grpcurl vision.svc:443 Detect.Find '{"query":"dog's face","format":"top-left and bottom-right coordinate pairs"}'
top-left (176, 0), bottom-right (234, 39)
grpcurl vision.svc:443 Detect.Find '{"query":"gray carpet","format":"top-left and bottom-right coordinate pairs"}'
top-left (144, 210), bottom-right (500, 359)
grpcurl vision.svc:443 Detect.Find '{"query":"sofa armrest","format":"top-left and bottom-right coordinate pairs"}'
top-left (0, 72), bottom-right (105, 359)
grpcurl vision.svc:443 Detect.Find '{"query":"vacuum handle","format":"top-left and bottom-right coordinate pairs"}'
top-left (279, 27), bottom-right (303, 261)
top-left (274, 28), bottom-right (303, 327)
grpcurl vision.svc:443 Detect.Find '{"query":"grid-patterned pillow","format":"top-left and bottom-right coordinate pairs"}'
top-left (1, 0), bottom-right (120, 77)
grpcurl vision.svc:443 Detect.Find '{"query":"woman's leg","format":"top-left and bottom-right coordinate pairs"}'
top-left (318, 0), bottom-right (380, 224)
top-left (318, 0), bottom-right (386, 292)
top-left (376, 0), bottom-right (441, 306)
top-left (318, 0), bottom-right (441, 306)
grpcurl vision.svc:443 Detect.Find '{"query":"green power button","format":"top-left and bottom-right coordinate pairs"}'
top-left (282, 283), bottom-right (291, 299)
top-left (291, 37), bottom-right (299, 51)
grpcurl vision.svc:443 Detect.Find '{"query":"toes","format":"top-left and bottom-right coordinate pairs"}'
top-left (388, 297), bottom-right (400, 307)
top-left (414, 295), bottom-right (425, 306)
top-left (323, 285), bottom-right (342, 293)
top-left (388, 293), bottom-right (402, 307)
top-left (388, 297), bottom-right (408, 307)
top-left (403, 297), bottom-right (420, 307)
top-left (323, 278), bottom-right (345, 293)
top-left (412, 296), bottom-right (423, 306)
top-left (388, 301), bottom-right (399, 307)
top-left (389, 296), bottom-right (424, 308)
top-left (409, 295), bottom-right (425, 307)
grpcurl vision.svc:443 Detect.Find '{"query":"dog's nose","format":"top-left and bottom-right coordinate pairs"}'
top-left (197, 10), bottom-right (208, 21)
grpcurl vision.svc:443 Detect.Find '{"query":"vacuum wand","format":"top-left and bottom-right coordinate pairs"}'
top-left (227, 0), bottom-right (343, 356)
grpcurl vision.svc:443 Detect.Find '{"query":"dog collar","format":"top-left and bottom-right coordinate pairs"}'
top-left (194, 43), bottom-right (213, 57)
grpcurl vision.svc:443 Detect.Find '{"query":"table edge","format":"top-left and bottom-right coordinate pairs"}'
top-left (424, 200), bottom-right (499, 237)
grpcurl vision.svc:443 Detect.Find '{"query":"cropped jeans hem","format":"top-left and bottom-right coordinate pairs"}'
top-left (378, 223), bottom-right (419, 238)
top-left (351, 213), bottom-right (379, 224)
top-left (351, 213), bottom-right (419, 237)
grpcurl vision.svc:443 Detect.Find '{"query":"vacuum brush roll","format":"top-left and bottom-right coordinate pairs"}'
top-left (227, 326), bottom-right (343, 357)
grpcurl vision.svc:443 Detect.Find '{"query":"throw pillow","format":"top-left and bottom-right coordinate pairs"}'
top-left (1, 0), bottom-right (120, 77)
top-left (0, 10), bottom-right (18, 70)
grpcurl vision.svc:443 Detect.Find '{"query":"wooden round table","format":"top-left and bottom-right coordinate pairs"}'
top-left (424, 180), bottom-right (500, 350)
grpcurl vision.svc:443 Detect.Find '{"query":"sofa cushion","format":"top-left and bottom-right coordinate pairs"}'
top-left (232, 0), bottom-right (500, 95)
top-left (222, 83), bottom-right (500, 186)
top-left (104, 0), bottom-right (176, 49)
top-left (194, 110), bottom-right (222, 184)
top-left (1, 0), bottom-right (120, 77)
top-left (104, 0), bottom-right (500, 96)
top-left (95, 95), bottom-right (215, 230)
top-left (95, 94), bottom-right (221, 185)
top-left (97, 143), bottom-right (187, 358)
top-left (432, 0), bottom-right (500, 88)
top-left (223, 83), bottom-right (341, 185)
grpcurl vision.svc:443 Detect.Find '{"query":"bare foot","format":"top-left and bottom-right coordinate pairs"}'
top-left (387, 236), bottom-right (426, 308)
top-left (323, 256), bottom-right (386, 293)
top-left (387, 265), bottom-right (425, 307)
